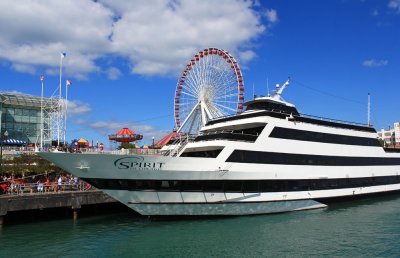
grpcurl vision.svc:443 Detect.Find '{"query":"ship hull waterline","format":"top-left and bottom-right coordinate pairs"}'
top-left (39, 152), bottom-right (400, 216)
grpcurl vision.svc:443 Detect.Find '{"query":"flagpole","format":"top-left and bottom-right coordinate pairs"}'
top-left (368, 93), bottom-right (371, 127)
top-left (40, 75), bottom-right (44, 150)
top-left (58, 54), bottom-right (63, 146)
top-left (64, 80), bottom-right (68, 145)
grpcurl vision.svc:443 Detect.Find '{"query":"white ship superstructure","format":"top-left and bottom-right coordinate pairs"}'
top-left (40, 79), bottom-right (400, 216)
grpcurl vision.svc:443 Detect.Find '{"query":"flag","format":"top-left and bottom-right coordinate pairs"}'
top-left (61, 52), bottom-right (66, 58)
top-left (66, 80), bottom-right (72, 86)
top-left (40, 75), bottom-right (44, 81)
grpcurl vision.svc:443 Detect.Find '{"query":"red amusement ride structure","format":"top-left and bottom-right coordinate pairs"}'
top-left (174, 47), bottom-right (245, 135)
top-left (108, 128), bottom-right (143, 149)
top-left (154, 131), bottom-right (181, 148)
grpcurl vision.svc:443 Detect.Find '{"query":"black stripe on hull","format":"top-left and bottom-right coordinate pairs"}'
top-left (226, 150), bottom-right (400, 166)
top-left (269, 126), bottom-right (381, 147)
top-left (82, 175), bottom-right (400, 193)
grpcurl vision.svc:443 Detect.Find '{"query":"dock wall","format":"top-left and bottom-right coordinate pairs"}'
top-left (0, 190), bottom-right (118, 226)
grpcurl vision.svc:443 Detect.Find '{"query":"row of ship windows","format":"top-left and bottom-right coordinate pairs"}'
top-left (179, 150), bottom-right (400, 165)
top-left (83, 176), bottom-right (400, 192)
top-left (227, 150), bottom-right (400, 166)
top-left (184, 126), bottom-right (381, 158)
top-left (269, 127), bottom-right (380, 147)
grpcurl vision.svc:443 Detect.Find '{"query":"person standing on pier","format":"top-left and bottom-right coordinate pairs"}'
top-left (57, 176), bottom-right (62, 192)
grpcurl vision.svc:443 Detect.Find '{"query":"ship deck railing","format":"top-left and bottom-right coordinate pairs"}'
top-left (206, 109), bottom-right (369, 127)
top-left (79, 148), bottom-right (163, 156)
top-left (0, 181), bottom-right (94, 196)
top-left (299, 113), bottom-right (369, 127)
top-left (205, 109), bottom-right (374, 132)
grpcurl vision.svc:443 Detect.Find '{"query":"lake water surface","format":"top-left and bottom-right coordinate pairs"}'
top-left (1, 195), bottom-right (400, 257)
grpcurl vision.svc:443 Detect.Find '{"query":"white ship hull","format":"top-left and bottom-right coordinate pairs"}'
top-left (39, 93), bottom-right (400, 216)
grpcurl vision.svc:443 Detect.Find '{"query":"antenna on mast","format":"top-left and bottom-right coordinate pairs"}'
top-left (368, 93), bottom-right (371, 127)
top-left (273, 76), bottom-right (291, 101)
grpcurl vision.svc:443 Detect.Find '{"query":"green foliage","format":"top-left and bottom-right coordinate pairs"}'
top-left (118, 142), bottom-right (137, 150)
top-left (2, 153), bottom-right (66, 176)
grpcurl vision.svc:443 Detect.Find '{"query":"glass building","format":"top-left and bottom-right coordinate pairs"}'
top-left (0, 92), bottom-right (57, 145)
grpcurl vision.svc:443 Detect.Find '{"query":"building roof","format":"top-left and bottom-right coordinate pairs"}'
top-left (0, 91), bottom-right (58, 109)
top-left (155, 131), bottom-right (182, 146)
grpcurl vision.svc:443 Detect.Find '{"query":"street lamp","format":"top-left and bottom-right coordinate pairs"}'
top-left (0, 130), bottom-right (9, 175)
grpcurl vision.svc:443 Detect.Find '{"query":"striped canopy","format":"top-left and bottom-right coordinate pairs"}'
top-left (109, 127), bottom-right (143, 142)
top-left (78, 138), bottom-right (88, 143)
top-left (1, 138), bottom-right (27, 145)
top-left (155, 131), bottom-right (181, 147)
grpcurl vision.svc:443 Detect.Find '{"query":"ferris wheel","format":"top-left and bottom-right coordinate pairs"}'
top-left (174, 47), bottom-right (245, 135)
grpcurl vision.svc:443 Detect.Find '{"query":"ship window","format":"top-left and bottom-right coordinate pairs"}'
top-left (226, 150), bottom-right (400, 166)
top-left (159, 180), bottom-right (181, 190)
top-left (195, 126), bottom-right (265, 143)
top-left (246, 102), bottom-right (299, 115)
top-left (269, 127), bottom-right (381, 147)
top-left (81, 175), bottom-right (400, 193)
top-left (242, 180), bottom-right (259, 192)
top-left (204, 180), bottom-right (224, 191)
top-left (180, 148), bottom-right (223, 158)
top-left (182, 181), bottom-right (203, 191)
top-left (224, 181), bottom-right (242, 192)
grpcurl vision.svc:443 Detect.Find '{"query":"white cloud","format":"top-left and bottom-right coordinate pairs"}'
top-left (86, 119), bottom-right (168, 143)
top-left (362, 59), bottom-right (389, 67)
top-left (388, 0), bottom-right (400, 12)
top-left (106, 67), bottom-right (122, 80)
top-left (239, 50), bottom-right (256, 62)
top-left (0, 0), bottom-right (267, 79)
top-left (72, 117), bottom-right (173, 144)
top-left (66, 100), bottom-right (91, 116)
top-left (12, 64), bottom-right (36, 74)
top-left (0, 0), bottom-right (113, 79)
top-left (90, 121), bottom-right (154, 134)
top-left (265, 9), bottom-right (278, 23)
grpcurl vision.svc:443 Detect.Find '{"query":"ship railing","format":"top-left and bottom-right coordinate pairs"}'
top-left (162, 135), bottom-right (196, 157)
top-left (204, 108), bottom-right (370, 129)
top-left (299, 113), bottom-right (369, 127)
top-left (109, 148), bottom-right (162, 156)
top-left (52, 148), bottom-right (163, 156)
top-left (0, 181), bottom-right (94, 196)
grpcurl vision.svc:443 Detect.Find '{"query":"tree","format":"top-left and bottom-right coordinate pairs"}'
top-left (118, 142), bottom-right (137, 150)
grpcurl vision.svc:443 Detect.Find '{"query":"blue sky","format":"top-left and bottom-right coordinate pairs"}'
top-left (1, 0), bottom-right (399, 147)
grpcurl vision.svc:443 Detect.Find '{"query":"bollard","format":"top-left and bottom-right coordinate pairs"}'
top-left (73, 209), bottom-right (78, 220)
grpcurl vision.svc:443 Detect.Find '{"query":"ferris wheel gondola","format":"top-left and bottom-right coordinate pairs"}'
top-left (174, 48), bottom-right (244, 135)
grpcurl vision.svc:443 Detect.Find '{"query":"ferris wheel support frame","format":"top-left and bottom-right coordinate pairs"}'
top-left (176, 101), bottom-right (200, 134)
top-left (174, 47), bottom-right (245, 135)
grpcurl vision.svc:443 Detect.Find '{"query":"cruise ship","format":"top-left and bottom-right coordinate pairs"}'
top-left (40, 79), bottom-right (400, 216)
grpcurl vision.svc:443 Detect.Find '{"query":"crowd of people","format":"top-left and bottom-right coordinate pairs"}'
top-left (0, 174), bottom-right (93, 195)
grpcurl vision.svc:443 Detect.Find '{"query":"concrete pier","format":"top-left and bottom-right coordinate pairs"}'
top-left (0, 190), bottom-right (118, 226)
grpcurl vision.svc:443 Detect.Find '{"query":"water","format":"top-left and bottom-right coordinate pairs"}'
top-left (2, 195), bottom-right (400, 257)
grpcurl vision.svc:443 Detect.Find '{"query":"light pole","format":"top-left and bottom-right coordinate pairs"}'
top-left (0, 130), bottom-right (9, 176)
